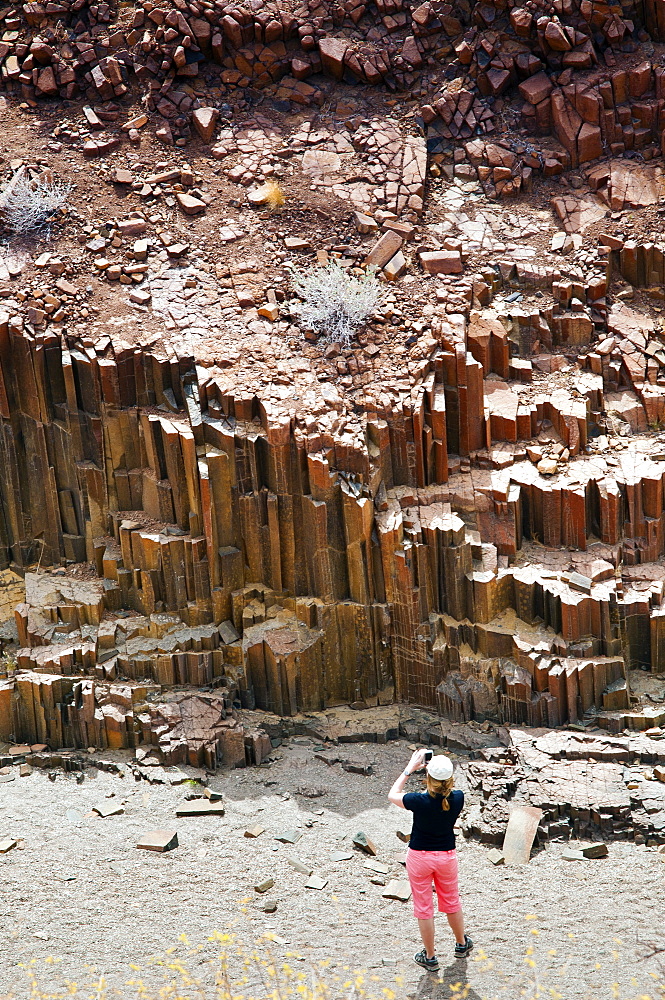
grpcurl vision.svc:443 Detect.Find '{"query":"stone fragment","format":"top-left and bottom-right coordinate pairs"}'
top-left (318, 38), bottom-right (348, 80)
top-left (92, 803), bottom-right (125, 818)
top-left (364, 859), bottom-right (390, 874)
top-left (287, 857), bottom-right (313, 875)
top-left (258, 304), bottom-right (279, 321)
top-left (365, 232), bottom-right (403, 269)
top-left (254, 877), bottom-right (275, 893)
top-left (203, 786), bottom-right (224, 802)
top-left (562, 848), bottom-right (585, 861)
top-left (383, 252), bottom-right (406, 282)
top-left (305, 873), bottom-right (328, 890)
top-left (275, 829), bottom-right (302, 844)
top-left (581, 843), bottom-right (608, 858)
top-left (502, 807), bottom-right (543, 865)
top-left (518, 73), bottom-right (553, 105)
top-left (245, 825), bottom-right (265, 838)
top-left (568, 572), bottom-right (591, 594)
top-left (118, 219), bottom-right (148, 237)
top-left (122, 114), bottom-right (148, 132)
top-left (420, 251), bottom-right (463, 275)
top-left (136, 830), bottom-right (178, 852)
top-left (382, 879), bottom-right (411, 901)
top-left (330, 851), bottom-right (353, 862)
top-left (353, 831), bottom-right (377, 856)
top-left (0, 839), bottom-right (17, 854)
top-left (487, 849), bottom-right (505, 865)
top-left (192, 108), bottom-right (219, 143)
top-left (175, 800), bottom-right (225, 817)
top-left (176, 193), bottom-right (206, 216)
top-left (354, 212), bottom-right (378, 234)
top-left (284, 237), bottom-right (310, 251)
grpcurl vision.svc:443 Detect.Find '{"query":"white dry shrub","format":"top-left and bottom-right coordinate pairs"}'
top-left (0, 170), bottom-right (72, 237)
top-left (289, 259), bottom-right (383, 347)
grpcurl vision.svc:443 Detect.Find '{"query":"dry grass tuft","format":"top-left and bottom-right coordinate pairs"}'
top-left (263, 179), bottom-right (285, 210)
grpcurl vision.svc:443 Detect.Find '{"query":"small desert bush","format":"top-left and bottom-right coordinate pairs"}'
top-left (289, 259), bottom-right (383, 347)
top-left (0, 169), bottom-right (72, 237)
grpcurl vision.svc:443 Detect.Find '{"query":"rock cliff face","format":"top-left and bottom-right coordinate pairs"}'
top-left (1, 288), bottom-right (664, 757)
top-left (3, 0), bottom-right (665, 761)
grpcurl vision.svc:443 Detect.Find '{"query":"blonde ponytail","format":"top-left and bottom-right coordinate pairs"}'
top-left (426, 773), bottom-right (454, 811)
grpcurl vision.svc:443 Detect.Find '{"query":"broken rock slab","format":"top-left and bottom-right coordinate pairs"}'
top-left (287, 857), bottom-right (313, 876)
top-left (502, 806), bottom-right (543, 865)
top-left (305, 873), bottom-right (328, 890)
top-left (364, 859), bottom-right (390, 874)
top-left (136, 830), bottom-right (178, 853)
top-left (420, 250), bottom-right (463, 275)
top-left (581, 843), bottom-right (608, 859)
top-left (382, 879), bottom-right (411, 901)
top-left (175, 800), bottom-right (225, 817)
top-left (275, 829), bottom-right (302, 844)
top-left (353, 831), bottom-right (377, 856)
top-left (92, 803), bottom-right (125, 818)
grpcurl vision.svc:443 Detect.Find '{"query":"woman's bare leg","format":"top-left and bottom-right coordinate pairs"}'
top-left (446, 909), bottom-right (465, 945)
top-left (417, 917), bottom-right (436, 958)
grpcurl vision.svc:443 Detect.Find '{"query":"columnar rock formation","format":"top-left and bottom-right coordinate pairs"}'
top-left (1, 249), bottom-right (664, 758)
top-left (2, 0), bottom-right (665, 764)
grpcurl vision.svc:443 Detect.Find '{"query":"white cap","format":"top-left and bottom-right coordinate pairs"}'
top-left (426, 755), bottom-right (454, 781)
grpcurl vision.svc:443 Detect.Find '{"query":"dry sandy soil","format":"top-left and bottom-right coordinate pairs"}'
top-left (0, 738), bottom-right (664, 1000)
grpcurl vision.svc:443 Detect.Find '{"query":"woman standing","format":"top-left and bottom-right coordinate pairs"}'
top-left (388, 748), bottom-right (473, 972)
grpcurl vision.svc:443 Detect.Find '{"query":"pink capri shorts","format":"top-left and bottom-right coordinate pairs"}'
top-left (405, 847), bottom-right (461, 919)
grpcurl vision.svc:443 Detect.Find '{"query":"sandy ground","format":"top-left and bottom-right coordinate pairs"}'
top-left (0, 738), bottom-right (664, 1000)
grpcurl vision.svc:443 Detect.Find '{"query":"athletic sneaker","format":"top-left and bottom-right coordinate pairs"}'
top-left (413, 949), bottom-right (439, 972)
top-left (454, 935), bottom-right (474, 959)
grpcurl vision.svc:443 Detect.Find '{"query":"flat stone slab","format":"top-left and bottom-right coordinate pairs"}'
top-left (175, 800), bottom-right (225, 817)
top-left (287, 857), bottom-right (313, 876)
top-left (136, 830), bottom-right (178, 853)
top-left (382, 879), bottom-right (411, 901)
top-left (274, 829), bottom-right (302, 844)
top-left (93, 803), bottom-right (125, 818)
top-left (330, 851), bottom-right (353, 862)
top-left (364, 859), bottom-right (390, 874)
top-left (502, 806), bottom-right (543, 865)
top-left (305, 874), bottom-right (328, 890)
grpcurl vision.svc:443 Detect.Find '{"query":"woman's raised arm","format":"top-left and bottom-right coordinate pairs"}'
top-left (388, 748), bottom-right (426, 808)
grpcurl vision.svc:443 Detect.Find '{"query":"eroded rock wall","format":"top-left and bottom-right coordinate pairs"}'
top-left (2, 295), bottom-right (665, 745)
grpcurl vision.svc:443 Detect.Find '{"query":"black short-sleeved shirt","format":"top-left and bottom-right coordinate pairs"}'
top-left (402, 789), bottom-right (464, 851)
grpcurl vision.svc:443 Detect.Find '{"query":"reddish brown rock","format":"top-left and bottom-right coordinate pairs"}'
top-left (192, 107), bottom-right (219, 143)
